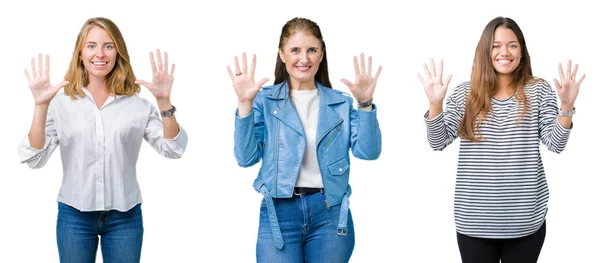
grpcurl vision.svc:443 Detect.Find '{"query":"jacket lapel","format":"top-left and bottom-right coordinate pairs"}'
top-left (266, 83), bottom-right (305, 136)
top-left (316, 82), bottom-right (344, 145)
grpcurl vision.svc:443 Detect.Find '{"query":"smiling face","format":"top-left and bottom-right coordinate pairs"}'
top-left (278, 31), bottom-right (323, 88)
top-left (490, 26), bottom-right (522, 77)
top-left (79, 25), bottom-right (117, 82)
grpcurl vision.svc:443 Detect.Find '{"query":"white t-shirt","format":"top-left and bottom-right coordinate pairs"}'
top-left (291, 89), bottom-right (323, 188)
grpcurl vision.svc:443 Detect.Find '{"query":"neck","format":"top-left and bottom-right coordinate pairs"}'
top-left (493, 73), bottom-right (514, 98)
top-left (87, 76), bottom-right (108, 93)
top-left (290, 78), bottom-right (317, 90)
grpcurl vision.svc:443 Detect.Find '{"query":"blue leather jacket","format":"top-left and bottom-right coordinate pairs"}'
top-left (234, 81), bottom-right (382, 249)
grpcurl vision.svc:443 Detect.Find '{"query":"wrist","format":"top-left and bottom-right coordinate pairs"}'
top-left (357, 97), bottom-right (373, 108)
top-left (560, 103), bottom-right (574, 111)
top-left (156, 98), bottom-right (172, 111)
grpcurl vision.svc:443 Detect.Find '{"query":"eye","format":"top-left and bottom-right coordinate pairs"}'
top-left (509, 44), bottom-right (518, 48)
top-left (291, 48), bottom-right (299, 53)
top-left (492, 45), bottom-right (500, 49)
top-left (308, 48), bottom-right (317, 53)
top-left (105, 44), bottom-right (114, 50)
top-left (87, 44), bottom-right (96, 49)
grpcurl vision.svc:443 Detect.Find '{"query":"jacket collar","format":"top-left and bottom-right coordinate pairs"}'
top-left (266, 81), bottom-right (346, 106)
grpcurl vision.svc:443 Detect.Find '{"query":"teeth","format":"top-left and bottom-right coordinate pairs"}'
top-left (92, 62), bottom-right (107, 65)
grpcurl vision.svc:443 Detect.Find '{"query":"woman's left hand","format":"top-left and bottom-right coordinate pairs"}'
top-left (553, 60), bottom-right (585, 108)
top-left (135, 49), bottom-right (175, 101)
top-left (341, 53), bottom-right (382, 103)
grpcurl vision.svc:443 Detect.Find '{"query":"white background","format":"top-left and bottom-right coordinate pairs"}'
top-left (1, 0), bottom-right (598, 262)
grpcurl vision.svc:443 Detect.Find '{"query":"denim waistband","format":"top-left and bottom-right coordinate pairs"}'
top-left (255, 182), bottom-right (350, 250)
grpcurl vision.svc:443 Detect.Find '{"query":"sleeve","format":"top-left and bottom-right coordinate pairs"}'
top-left (424, 83), bottom-right (466, 151)
top-left (18, 106), bottom-right (60, 169)
top-left (233, 92), bottom-right (266, 167)
top-left (349, 97), bottom-right (382, 160)
top-left (144, 105), bottom-right (188, 159)
top-left (538, 80), bottom-right (571, 153)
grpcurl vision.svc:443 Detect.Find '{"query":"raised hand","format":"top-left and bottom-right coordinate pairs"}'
top-left (340, 53), bottom-right (382, 103)
top-left (418, 58), bottom-right (452, 105)
top-left (135, 49), bottom-right (175, 100)
top-left (227, 52), bottom-right (269, 103)
top-left (24, 54), bottom-right (69, 105)
top-left (553, 60), bottom-right (585, 108)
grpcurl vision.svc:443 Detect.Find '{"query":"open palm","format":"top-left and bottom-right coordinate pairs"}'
top-left (340, 53), bottom-right (382, 102)
top-left (418, 58), bottom-right (452, 105)
top-left (24, 54), bottom-right (69, 105)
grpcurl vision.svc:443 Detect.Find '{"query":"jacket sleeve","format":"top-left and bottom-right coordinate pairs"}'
top-left (18, 105), bottom-right (60, 169)
top-left (234, 92), bottom-right (265, 167)
top-left (349, 96), bottom-right (382, 160)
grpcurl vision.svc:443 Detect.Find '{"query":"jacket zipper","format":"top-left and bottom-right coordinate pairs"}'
top-left (275, 120), bottom-right (280, 198)
top-left (323, 125), bottom-right (341, 148)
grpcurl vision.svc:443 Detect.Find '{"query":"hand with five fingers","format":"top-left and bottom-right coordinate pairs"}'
top-left (553, 60), bottom-right (585, 109)
top-left (24, 54), bottom-right (69, 105)
top-left (340, 53), bottom-right (382, 105)
top-left (227, 52), bottom-right (269, 104)
top-left (418, 58), bottom-right (453, 106)
top-left (135, 49), bottom-right (175, 101)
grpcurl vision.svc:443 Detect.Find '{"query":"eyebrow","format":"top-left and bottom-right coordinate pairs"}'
top-left (289, 46), bottom-right (320, 50)
top-left (85, 41), bottom-right (115, 45)
top-left (493, 41), bottom-right (519, 44)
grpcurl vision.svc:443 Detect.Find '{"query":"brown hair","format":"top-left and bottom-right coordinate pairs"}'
top-left (459, 16), bottom-right (534, 141)
top-left (64, 17), bottom-right (139, 99)
top-left (274, 17), bottom-right (332, 93)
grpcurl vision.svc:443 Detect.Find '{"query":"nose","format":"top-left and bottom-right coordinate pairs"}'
top-left (300, 51), bottom-right (308, 63)
top-left (95, 47), bottom-right (106, 58)
top-left (500, 46), bottom-right (510, 56)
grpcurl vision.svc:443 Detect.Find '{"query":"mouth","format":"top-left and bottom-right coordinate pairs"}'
top-left (91, 61), bottom-right (109, 68)
top-left (295, 65), bottom-right (311, 72)
top-left (495, 59), bottom-right (513, 65)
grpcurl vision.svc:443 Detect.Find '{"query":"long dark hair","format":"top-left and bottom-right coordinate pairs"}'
top-left (274, 17), bottom-right (332, 93)
top-left (459, 16), bottom-right (534, 141)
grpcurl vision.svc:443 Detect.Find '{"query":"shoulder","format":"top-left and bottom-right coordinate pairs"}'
top-left (448, 81), bottom-right (470, 102)
top-left (524, 78), bottom-right (554, 97)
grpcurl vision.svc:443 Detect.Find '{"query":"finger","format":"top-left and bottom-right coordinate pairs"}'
top-left (417, 73), bottom-right (425, 84)
top-left (242, 52), bottom-right (248, 74)
top-left (423, 62), bottom-right (432, 78)
top-left (226, 66), bottom-right (235, 80)
top-left (156, 49), bottom-right (163, 72)
top-left (443, 75), bottom-right (453, 89)
top-left (44, 54), bottom-right (50, 77)
top-left (353, 55), bottom-right (360, 76)
top-left (256, 78), bottom-right (269, 88)
top-left (170, 64), bottom-right (175, 77)
top-left (360, 53), bottom-right (366, 75)
top-left (367, 56), bottom-right (372, 76)
top-left (31, 57), bottom-right (37, 78)
top-left (24, 69), bottom-right (32, 82)
top-left (340, 78), bottom-right (353, 89)
top-left (373, 65), bottom-right (382, 80)
top-left (250, 54), bottom-right (257, 77)
top-left (429, 58), bottom-right (436, 77)
top-left (134, 80), bottom-right (151, 87)
top-left (566, 60), bottom-right (572, 79)
top-left (163, 51), bottom-right (169, 72)
top-left (149, 51), bottom-right (157, 73)
top-left (557, 63), bottom-right (564, 81)
top-left (553, 78), bottom-right (561, 90)
top-left (234, 55), bottom-right (242, 75)
top-left (438, 60), bottom-right (444, 83)
top-left (576, 74), bottom-right (586, 86)
top-left (37, 53), bottom-right (43, 78)
top-left (571, 64), bottom-right (578, 80)
top-left (52, 80), bottom-right (69, 93)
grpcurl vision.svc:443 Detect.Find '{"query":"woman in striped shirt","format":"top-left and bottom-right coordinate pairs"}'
top-left (418, 17), bottom-right (585, 263)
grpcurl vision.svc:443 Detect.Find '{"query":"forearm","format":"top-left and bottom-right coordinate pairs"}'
top-left (558, 103), bottom-right (574, 129)
top-left (157, 99), bottom-right (179, 139)
top-left (428, 102), bottom-right (443, 120)
top-left (28, 104), bottom-right (50, 149)
top-left (238, 101), bottom-right (254, 118)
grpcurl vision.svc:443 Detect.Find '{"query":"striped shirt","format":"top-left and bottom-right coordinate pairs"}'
top-left (425, 79), bottom-right (571, 239)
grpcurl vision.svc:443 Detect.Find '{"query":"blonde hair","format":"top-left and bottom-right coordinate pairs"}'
top-left (64, 17), bottom-right (139, 99)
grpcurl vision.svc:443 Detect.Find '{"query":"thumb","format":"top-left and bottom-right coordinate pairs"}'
top-left (340, 78), bottom-right (352, 88)
top-left (552, 78), bottom-right (561, 90)
top-left (52, 80), bottom-right (69, 93)
top-left (135, 80), bottom-right (150, 87)
top-left (256, 78), bottom-right (269, 88)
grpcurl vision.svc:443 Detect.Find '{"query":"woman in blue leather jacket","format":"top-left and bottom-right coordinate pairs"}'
top-left (229, 17), bottom-right (382, 262)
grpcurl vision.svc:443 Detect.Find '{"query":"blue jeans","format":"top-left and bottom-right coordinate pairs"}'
top-left (256, 190), bottom-right (355, 263)
top-left (56, 202), bottom-right (143, 263)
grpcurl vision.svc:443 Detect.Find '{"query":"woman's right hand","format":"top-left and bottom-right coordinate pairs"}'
top-left (24, 54), bottom-right (69, 106)
top-left (227, 52), bottom-right (269, 104)
top-left (418, 58), bottom-right (452, 106)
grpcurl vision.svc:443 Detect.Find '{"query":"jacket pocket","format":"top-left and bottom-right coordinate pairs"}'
top-left (327, 158), bottom-right (349, 176)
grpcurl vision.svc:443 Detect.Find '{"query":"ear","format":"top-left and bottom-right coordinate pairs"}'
top-left (279, 49), bottom-right (285, 63)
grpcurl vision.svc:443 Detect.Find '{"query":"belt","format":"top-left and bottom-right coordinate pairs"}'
top-left (293, 187), bottom-right (323, 195)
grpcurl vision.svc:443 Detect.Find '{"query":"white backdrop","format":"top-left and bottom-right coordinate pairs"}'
top-left (1, 0), bottom-right (597, 262)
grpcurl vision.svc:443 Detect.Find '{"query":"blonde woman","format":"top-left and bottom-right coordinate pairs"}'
top-left (18, 17), bottom-right (187, 262)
